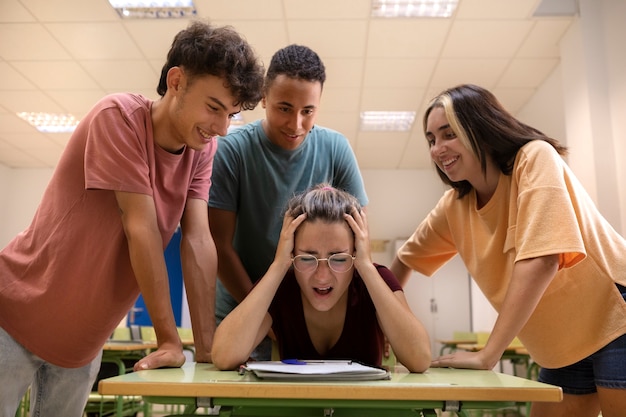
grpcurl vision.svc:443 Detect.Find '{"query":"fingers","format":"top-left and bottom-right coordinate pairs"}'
top-left (133, 349), bottom-right (185, 371)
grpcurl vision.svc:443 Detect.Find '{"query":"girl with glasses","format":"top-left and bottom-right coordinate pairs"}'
top-left (212, 184), bottom-right (431, 372)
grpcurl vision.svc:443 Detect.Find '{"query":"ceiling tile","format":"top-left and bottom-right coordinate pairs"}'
top-left (80, 60), bottom-right (157, 90)
top-left (0, 90), bottom-right (65, 114)
top-left (397, 136), bottom-right (432, 169)
top-left (320, 87), bottom-right (361, 113)
top-left (367, 19), bottom-right (450, 58)
top-left (0, 23), bottom-right (71, 60)
top-left (195, 0), bottom-right (284, 20)
top-left (1, 131), bottom-right (59, 149)
top-left (363, 58), bottom-right (437, 88)
top-left (287, 20), bottom-right (368, 58)
top-left (0, 113), bottom-right (36, 134)
top-left (218, 20), bottom-right (289, 59)
top-left (323, 58), bottom-right (365, 89)
top-left (442, 20), bottom-right (533, 58)
top-left (517, 19), bottom-right (573, 58)
top-left (498, 58), bottom-right (559, 88)
top-left (0, 62), bottom-right (37, 89)
top-left (45, 22), bottom-right (142, 60)
top-left (0, 148), bottom-right (45, 168)
top-left (355, 131), bottom-right (409, 169)
top-left (12, 61), bottom-right (100, 89)
top-left (316, 112), bottom-right (359, 144)
top-left (46, 90), bottom-right (107, 116)
top-left (491, 87), bottom-right (536, 114)
top-left (429, 58), bottom-right (509, 90)
top-left (360, 87), bottom-right (425, 111)
top-left (123, 20), bottom-right (191, 60)
top-left (455, 0), bottom-right (538, 19)
top-left (19, 0), bottom-right (119, 22)
top-left (283, 0), bottom-right (370, 19)
top-left (0, 0), bottom-right (36, 22)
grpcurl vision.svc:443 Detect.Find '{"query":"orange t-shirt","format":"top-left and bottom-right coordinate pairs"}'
top-left (398, 140), bottom-right (626, 368)
top-left (0, 93), bottom-right (216, 367)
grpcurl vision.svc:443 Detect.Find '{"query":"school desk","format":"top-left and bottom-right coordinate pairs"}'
top-left (98, 362), bottom-right (562, 417)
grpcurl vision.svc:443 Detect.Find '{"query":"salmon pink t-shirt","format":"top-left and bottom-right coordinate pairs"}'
top-left (0, 93), bottom-right (216, 368)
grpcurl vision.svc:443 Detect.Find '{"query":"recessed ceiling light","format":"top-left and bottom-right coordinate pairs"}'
top-left (360, 111), bottom-right (416, 131)
top-left (108, 0), bottom-right (197, 19)
top-left (17, 112), bottom-right (79, 133)
top-left (371, 0), bottom-right (459, 18)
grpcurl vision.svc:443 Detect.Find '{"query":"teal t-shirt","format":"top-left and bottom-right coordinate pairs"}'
top-left (209, 120), bottom-right (368, 318)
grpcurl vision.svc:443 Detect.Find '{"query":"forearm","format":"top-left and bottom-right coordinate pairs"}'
top-left (180, 233), bottom-right (217, 362)
top-left (390, 256), bottom-right (412, 287)
top-left (212, 261), bottom-right (289, 369)
top-left (481, 255), bottom-right (559, 368)
top-left (126, 227), bottom-right (181, 349)
top-left (359, 264), bottom-right (431, 372)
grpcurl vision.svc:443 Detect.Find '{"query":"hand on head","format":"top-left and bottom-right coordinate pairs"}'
top-left (274, 211), bottom-right (307, 268)
top-left (343, 208), bottom-right (372, 268)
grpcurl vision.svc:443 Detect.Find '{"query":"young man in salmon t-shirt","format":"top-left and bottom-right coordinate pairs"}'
top-left (0, 21), bottom-right (264, 417)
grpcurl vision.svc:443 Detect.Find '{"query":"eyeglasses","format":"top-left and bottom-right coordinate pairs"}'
top-left (292, 253), bottom-right (356, 273)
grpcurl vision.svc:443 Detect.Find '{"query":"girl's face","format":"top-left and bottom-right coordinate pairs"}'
top-left (293, 220), bottom-right (354, 313)
top-left (425, 107), bottom-right (483, 185)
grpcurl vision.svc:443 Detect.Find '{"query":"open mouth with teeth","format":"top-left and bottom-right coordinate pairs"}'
top-left (314, 286), bottom-right (333, 295)
top-left (442, 156), bottom-right (458, 168)
top-left (198, 127), bottom-right (214, 141)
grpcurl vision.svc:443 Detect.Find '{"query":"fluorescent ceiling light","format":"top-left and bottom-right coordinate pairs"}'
top-left (108, 0), bottom-right (197, 19)
top-left (371, 0), bottom-right (459, 18)
top-left (17, 112), bottom-right (79, 133)
top-left (360, 111), bottom-right (416, 131)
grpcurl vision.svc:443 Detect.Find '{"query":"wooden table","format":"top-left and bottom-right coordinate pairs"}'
top-left (99, 362), bottom-right (562, 417)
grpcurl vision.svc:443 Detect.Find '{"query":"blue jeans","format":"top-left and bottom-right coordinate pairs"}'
top-left (0, 326), bottom-right (101, 417)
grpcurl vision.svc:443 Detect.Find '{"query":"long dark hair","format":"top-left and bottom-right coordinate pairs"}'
top-left (424, 84), bottom-right (567, 198)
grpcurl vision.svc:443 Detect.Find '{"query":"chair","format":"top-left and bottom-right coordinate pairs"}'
top-left (15, 387), bottom-right (29, 417)
top-left (439, 331), bottom-right (477, 356)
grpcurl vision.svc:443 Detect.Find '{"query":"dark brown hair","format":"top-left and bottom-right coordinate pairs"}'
top-left (157, 20), bottom-right (264, 110)
top-left (424, 84), bottom-right (567, 198)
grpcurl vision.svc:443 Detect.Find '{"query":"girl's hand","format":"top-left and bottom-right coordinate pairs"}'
top-left (274, 212), bottom-right (307, 268)
top-left (431, 349), bottom-right (497, 370)
top-left (344, 208), bottom-right (372, 270)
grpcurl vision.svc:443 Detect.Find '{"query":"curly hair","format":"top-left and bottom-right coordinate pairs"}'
top-left (264, 44), bottom-right (326, 93)
top-left (286, 184), bottom-right (361, 224)
top-left (424, 84), bottom-right (568, 198)
top-left (157, 20), bottom-right (264, 110)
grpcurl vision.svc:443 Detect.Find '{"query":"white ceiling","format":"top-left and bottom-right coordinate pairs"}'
top-left (0, 0), bottom-right (575, 170)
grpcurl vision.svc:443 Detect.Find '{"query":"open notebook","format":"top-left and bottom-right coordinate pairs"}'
top-left (243, 360), bottom-right (391, 381)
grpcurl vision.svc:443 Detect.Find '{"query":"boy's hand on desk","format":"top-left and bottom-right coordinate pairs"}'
top-left (430, 350), bottom-right (495, 370)
top-left (133, 347), bottom-right (186, 371)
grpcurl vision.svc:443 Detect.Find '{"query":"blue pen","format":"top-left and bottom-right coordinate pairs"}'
top-left (281, 359), bottom-right (307, 365)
